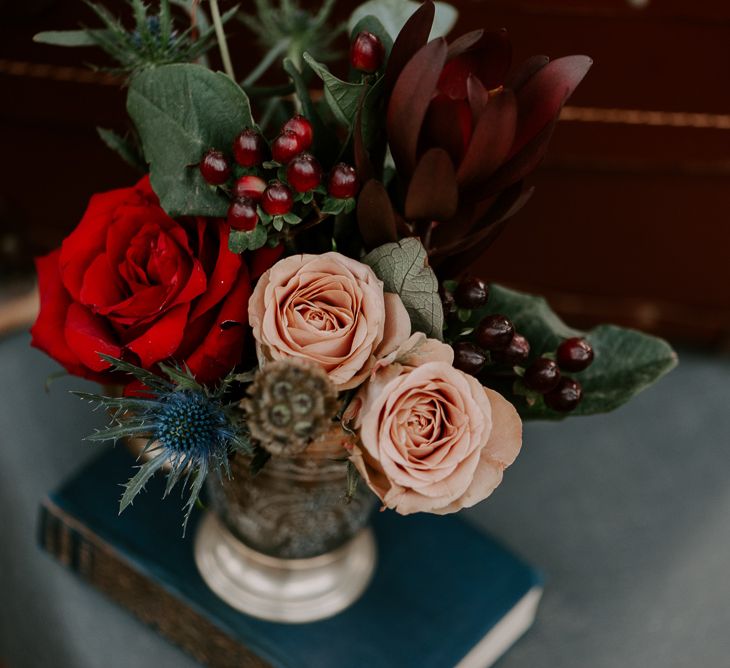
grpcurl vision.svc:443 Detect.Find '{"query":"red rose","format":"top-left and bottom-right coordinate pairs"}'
top-left (382, 1), bottom-right (591, 273)
top-left (31, 176), bottom-right (280, 385)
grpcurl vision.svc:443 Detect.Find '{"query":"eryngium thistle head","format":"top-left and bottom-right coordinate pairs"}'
top-left (242, 360), bottom-right (338, 456)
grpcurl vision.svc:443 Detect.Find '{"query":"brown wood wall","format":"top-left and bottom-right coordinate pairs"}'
top-left (1, 0), bottom-right (729, 345)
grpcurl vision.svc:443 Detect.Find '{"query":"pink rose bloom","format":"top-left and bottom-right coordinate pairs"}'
top-left (346, 334), bottom-right (522, 515)
top-left (248, 252), bottom-right (410, 390)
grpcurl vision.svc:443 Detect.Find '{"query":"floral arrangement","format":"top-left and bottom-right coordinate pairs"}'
top-left (31, 0), bottom-right (676, 531)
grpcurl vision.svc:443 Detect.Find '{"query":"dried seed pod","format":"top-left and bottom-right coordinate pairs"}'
top-left (241, 360), bottom-right (339, 456)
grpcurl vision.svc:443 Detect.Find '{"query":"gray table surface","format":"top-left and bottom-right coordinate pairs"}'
top-left (2, 331), bottom-right (729, 668)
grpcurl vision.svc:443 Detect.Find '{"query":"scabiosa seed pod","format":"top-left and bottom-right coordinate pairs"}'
top-left (241, 360), bottom-right (338, 456)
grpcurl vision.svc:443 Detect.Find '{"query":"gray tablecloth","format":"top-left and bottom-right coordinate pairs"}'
top-left (2, 331), bottom-right (729, 668)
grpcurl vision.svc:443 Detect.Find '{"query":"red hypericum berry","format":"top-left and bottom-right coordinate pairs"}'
top-left (233, 175), bottom-right (267, 201)
top-left (493, 333), bottom-right (531, 367)
top-left (262, 180), bottom-right (293, 216)
top-left (282, 115), bottom-right (314, 151)
top-left (454, 277), bottom-right (489, 309)
top-left (232, 129), bottom-right (265, 167)
top-left (271, 130), bottom-right (301, 164)
top-left (523, 358), bottom-right (561, 394)
top-left (544, 377), bottom-right (583, 412)
top-left (475, 314), bottom-right (514, 351)
top-left (286, 153), bottom-right (322, 193)
top-left (350, 31), bottom-right (384, 73)
top-left (556, 337), bottom-right (594, 372)
top-left (227, 197), bottom-right (258, 231)
top-left (452, 341), bottom-right (487, 376)
top-left (199, 149), bottom-right (231, 185)
top-left (328, 163), bottom-right (359, 199)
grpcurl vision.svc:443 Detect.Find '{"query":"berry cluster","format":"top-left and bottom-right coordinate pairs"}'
top-left (198, 114), bottom-right (360, 237)
top-left (522, 338), bottom-right (593, 412)
top-left (443, 277), bottom-right (594, 413)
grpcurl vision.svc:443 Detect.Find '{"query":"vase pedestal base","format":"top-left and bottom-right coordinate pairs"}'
top-left (193, 512), bottom-right (377, 623)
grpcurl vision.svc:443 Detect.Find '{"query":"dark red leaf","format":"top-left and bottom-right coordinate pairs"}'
top-left (420, 94), bottom-right (472, 165)
top-left (357, 179), bottom-right (399, 250)
top-left (405, 148), bottom-right (459, 222)
top-left (384, 0), bottom-right (435, 93)
top-left (387, 38), bottom-right (448, 177)
top-left (506, 55), bottom-right (550, 91)
top-left (445, 30), bottom-right (484, 60)
top-left (466, 74), bottom-right (490, 118)
top-left (512, 55), bottom-right (592, 154)
top-left (457, 88), bottom-right (517, 190)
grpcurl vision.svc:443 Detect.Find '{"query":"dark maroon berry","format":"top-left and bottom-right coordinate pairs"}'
top-left (454, 277), bottom-right (489, 309)
top-left (271, 131), bottom-right (301, 164)
top-left (523, 358), bottom-right (561, 394)
top-left (350, 31), bottom-right (384, 73)
top-left (493, 333), bottom-right (530, 367)
top-left (327, 163), bottom-right (359, 199)
top-left (475, 314), bottom-right (514, 351)
top-left (227, 198), bottom-right (258, 231)
top-left (262, 180), bottom-right (293, 216)
top-left (233, 175), bottom-right (266, 201)
top-left (452, 341), bottom-right (487, 376)
top-left (282, 115), bottom-right (313, 151)
top-left (544, 377), bottom-right (583, 412)
top-left (232, 129), bottom-right (265, 167)
top-left (199, 149), bottom-right (231, 185)
top-left (556, 337), bottom-right (594, 372)
top-left (286, 153), bottom-right (322, 193)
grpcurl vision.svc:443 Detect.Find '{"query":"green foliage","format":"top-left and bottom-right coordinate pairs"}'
top-left (363, 238), bottom-right (444, 340)
top-left (477, 285), bottom-right (678, 419)
top-left (127, 63), bottom-right (253, 217)
top-left (228, 225), bottom-right (269, 253)
top-left (347, 0), bottom-right (458, 41)
top-left (96, 127), bottom-right (146, 171)
top-left (34, 0), bottom-right (237, 75)
top-left (239, 0), bottom-right (341, 73)
top-left (303, 52), bottom-right (366, 127)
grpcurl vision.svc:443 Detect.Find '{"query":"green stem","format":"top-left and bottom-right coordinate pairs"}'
top-left (242, 39), bottom-right (288, 87)
top-left (209, 0), bottom-right (235, 79)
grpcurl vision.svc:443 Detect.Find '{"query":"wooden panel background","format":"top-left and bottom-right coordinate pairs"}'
top-left (0, 0), bottom-right (728, 344)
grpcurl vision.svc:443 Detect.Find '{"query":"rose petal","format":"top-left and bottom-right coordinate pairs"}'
top-left (125, 303), bottom-right (189, 368)
top-left (64, 303), bottom-right (121, 372)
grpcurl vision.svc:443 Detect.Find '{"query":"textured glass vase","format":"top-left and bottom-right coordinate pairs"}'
top-left (194, 432), bottom-right (377, 623)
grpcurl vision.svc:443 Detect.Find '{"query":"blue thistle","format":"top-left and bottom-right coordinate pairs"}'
top-left (75, 355), bottom-right (250, 534)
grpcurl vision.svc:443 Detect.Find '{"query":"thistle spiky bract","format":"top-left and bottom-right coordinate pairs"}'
top-left (75, 354), bottom-right (251, 534)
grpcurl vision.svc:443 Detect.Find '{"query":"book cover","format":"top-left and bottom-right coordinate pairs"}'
top-left (39, 448), bottom-right (542, 668)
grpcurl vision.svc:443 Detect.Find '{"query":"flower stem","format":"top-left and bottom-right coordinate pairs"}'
top-left (209, 0), bottom-right (235, 80)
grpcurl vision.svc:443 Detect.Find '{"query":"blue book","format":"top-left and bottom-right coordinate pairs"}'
top-left (38, 448), bottom-right (542, 668)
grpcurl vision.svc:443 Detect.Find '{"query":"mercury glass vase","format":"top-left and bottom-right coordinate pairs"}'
top-left (194, 432), bottom-right (377, 623)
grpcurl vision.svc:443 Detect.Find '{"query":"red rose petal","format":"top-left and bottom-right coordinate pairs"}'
top-left (125, 303), bottom-right (189, 368)
top-left (184, 264), bottom-right (251, 385)
top-left (64, 302), bottom-right (121, 372)
top-left (79, 253), bottom-right (125, 310)
top-left (30, 250), bottom-right (85, 375)
top-left (190, 219), bottom-right (240, 320)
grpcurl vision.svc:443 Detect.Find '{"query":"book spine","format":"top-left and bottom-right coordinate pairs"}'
top-left (38, 500), bottom-right (272, 668)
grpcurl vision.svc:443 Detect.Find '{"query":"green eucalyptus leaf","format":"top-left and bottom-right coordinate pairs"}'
top-left (228, 224), bottom-right (268, 253)
top-left (96, 127), bottom-right (145, 172)
top-left (33, 29), bottom-right (109, 47)
top-left (127, 63), bottom-right (254, 217)
top-left (347, 0), bottom-right (458, 41)
top-left (302, 52), bottom-right (365, 127)
top-left (481, 284), bottom-right (678, 419)
top-left (363, 238), bottom-right (444, 340)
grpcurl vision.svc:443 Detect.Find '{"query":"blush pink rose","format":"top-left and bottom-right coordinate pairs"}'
top-left (248, 252), bottom-right (410, 390)
top-left (345, 334), bottom-right (522, 515)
